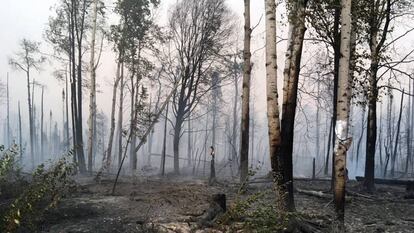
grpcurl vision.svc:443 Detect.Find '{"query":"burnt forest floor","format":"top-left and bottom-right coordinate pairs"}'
top-left (38, 174), bottom-right (414, 233)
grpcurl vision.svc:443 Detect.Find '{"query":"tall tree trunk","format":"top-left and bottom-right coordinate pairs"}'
top-left (62, 88), bottom-right (66, 152)
top-left (405, 82), bottom-right (412, 175)
top-left (355, 106), bottom-right (366, 170)
top-left (364, 35), bottom-right (379, 192)
top-left (333, 0), bottom-right (352, 223)
top-left (325, 117), bottom-right (333, 175)
top-left (26, 68), bottom-right (34, 169)
top-left (87, 0), bottom-right (98, 173)
top-left (265, 0), bottom-right (287, 210)
top-left (40, 86), bottom-right (44, 162)
top-left (391, 93), bottom-right (404, 177)
top-left (18, 102), bottom-right (22, 159)
top-left (316, 82), bottom-right (320, 165)
top-left (331, 4), bottom-right (341, 190)
top-left (105, 60), bottom-right (121, 170)
top-left (364, 0), bottom-right (391, 191)
top-left (6, 73), bottom-right (10, 147)
top-left (187, 117), bottom-right (192, 166)
top-left (173, 114), bottom-right (183, 174)
top-left (160, 102), bottom-right (169, 176)
top-left (117, 63), bottom-right (124, 168)
top-left (232, 61), bottom-right (239, 167)
top-left (75, 0), bottom-right (88, 174)
top-left (240, 0), bottom-right (251, 182)
top-left (280, 0), bottom-right (307, 211)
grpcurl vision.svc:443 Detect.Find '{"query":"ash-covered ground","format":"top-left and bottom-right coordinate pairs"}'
top-left (39, 175), bottom-right (414, 233)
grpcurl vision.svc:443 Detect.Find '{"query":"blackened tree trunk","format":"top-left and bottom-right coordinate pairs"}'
top-left (6, 73), bottom-right (10, 147)
top-left (18, 102), bottom-right (22, 159)
top-left (364, 0), bottom-right (392, 192)
top-left (280, 0), bottom-right (307, 211)
top-left (391, 93), bottom-right (404, 177)
top-left (160, 102), bottom-right (169, 176)
top-left (173, 113), bottom-right (184, 174)
top-left (240, 0), bottom-right (252, 182)
top-left (87, 0), bottom-right (99, 173)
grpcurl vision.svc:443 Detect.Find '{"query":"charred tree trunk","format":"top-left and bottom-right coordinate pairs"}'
top-left (364, 0), bottom-right (391, 192)
top-left (173, 113), bottom-right (184, 174)
top-left (391, 92), bottom-right (404, 177)
top-left (87, 0), bottom-right (98, 173)
top-left (18, 102), bottom-right (22, 159)
top-left (240, 0), bottom-right (252, 182)
top-left (325, 117), bottom-right (333, 175)
top-left (160, 102), bottom-right (169, 176)
top-left (6, 73), bottom-right (10, 147)
top-left (280, 0), bottom-right (307, 211)
top-left (26, 68), bottom-right (34, 169)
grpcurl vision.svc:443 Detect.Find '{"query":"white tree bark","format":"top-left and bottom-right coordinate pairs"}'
top-left (264, 0), bottom-right (285, 210)
top-left (333, 0), bottom-right (353, 223)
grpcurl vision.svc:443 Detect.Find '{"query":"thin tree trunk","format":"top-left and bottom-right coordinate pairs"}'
top-left (325, 117), bottom-right (333, 175)
top-left (391, 92), bottom-right (404, 177)
top-left (40, 86), bottom-right (44, 162)
top-left (333, 0), bottom-right (352, 223)
top-left (405, 81), bottom-right (412, 175)
top-left (26, 68), bottom-right (34, 169)
top-left (240, 0), bottom-right (251, 182)
top-left (6, 72), bottom-right (10, 147)
top-left (232, 58), bottom-right (239, 167)
top-left (160, 102), bottom-right (169, 176)
top-left (105, 60), bottom-right (121, 169)
top-left (18, 102), bottom-right (22, 159)
top-left (117, 63), bottom-right (124, 168)
top-left (87, 0), bottom-right (98, 173)
top-left (355, 107), bottom-right (366, 170)
top-left (187, 117), bottom-right (192, 166)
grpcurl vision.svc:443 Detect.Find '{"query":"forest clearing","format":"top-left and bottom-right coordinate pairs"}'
top-left (1, 0), bottom-right (414, 232)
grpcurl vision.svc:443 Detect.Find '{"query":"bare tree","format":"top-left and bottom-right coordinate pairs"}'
top-left (9, 39), bottom-right (45, 169)
top-left (166, 0), bottom-right (234, 174)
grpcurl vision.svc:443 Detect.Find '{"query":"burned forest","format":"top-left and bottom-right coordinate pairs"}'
top-left (1, 0), bottom-right (414, 232)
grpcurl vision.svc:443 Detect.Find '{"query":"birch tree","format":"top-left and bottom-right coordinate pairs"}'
top-left (264, 0), bottom-right (287, 210)
top-left (333, 0), bottom-right (352, 223)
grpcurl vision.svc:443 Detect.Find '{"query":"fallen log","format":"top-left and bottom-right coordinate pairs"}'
top-left (355, 176), bottom-right (414, 185)
top-left (355, 176), bottom-right (414, 191)
top-left (248, 177), bottom-right (331, 184)
top-left (295, 188), bottom-right (331, 199)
